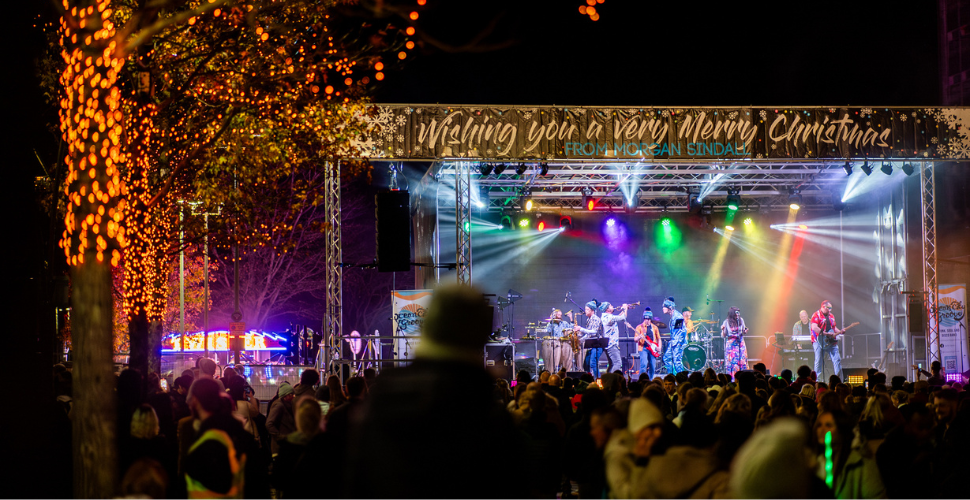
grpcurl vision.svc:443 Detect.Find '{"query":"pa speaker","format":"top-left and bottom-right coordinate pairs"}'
top-left (908, 300), bottom-right (925, 333)
top-left (376, 190), bottom-right (411, 272)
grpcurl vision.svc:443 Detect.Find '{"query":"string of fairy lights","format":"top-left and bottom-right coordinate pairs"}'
top-left (57, 0), bottom-right (426, 327)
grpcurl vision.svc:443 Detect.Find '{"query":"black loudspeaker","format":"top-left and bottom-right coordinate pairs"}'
top-left (485, 344), bottom-right (514, 381)
top-left (565, 371), bottom-right (586, 379)
top-left (908, 299), bottom-right (925, 333)
top-left (376, 190), bottom-right (411, 272)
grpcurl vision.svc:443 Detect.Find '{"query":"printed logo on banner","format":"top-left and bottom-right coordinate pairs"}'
top-left (391, 290), bottom-right (433, 361)
top-left (935, 285), bottom-right (969, 378)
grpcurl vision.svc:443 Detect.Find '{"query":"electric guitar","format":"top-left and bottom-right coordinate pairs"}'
top-left (627, 321), bottom-right (662, 358)
top-left (818, 322), bottom-right (859, 349)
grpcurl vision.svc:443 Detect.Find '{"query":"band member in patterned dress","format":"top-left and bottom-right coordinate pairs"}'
top-left (721, 306), bottom-right (749, 375)
top-left (662, 297), bottom-right (687, 374)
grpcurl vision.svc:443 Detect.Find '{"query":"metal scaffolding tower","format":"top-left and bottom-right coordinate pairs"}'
top-left (920, 161), bottom-right (941, 365)
top-left (454, 161), bottom-right (473, 284)
top-left (322, 160), bottom-right (343, 375)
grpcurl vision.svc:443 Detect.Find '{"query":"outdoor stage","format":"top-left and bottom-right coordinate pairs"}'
top-left (315, 105), bottom-right (970, 382)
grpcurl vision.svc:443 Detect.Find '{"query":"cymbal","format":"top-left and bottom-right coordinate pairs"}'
top-left (695, 319), bottom-right (717, 324)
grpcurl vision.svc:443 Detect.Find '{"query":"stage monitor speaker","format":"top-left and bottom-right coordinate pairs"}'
top-left (376, 190), bottom-right (411, 272)
top-left (565, 371), bottom-right (586, 379)
top-left (908, 300), bottom-right (925, 333)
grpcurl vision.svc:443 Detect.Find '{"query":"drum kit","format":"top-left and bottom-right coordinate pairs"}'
top-left (675, 318), bottom-right (725, 372)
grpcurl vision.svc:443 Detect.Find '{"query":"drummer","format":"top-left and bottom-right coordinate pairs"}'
top-left (682, 306), bottom-right (695, 341)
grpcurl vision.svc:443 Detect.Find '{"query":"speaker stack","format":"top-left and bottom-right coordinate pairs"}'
top-left (376, 190), bottom-right (411, 272)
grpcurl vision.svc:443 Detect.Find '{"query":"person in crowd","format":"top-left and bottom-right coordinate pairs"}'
top-left (814, 409), bottom-right (886, 498)
top-left (226, 376), bottom-right (259, 439)
top-left (119, 458), bottom-right (169, 500)
top-left (790, 365), bottom-right (813, 393)
top-left (197, 358), bottom-right (226, 392)
top-left (266, 382), bottom-right (297, 455)
top-left (273, 397), bottom-right (324, 498)
top-left (119, 404), bottom-right (174, 484)
top-left (876, 403), bottom-right (936, 499)
top-left (563, 388), bottom-right (609, 499)
top-left (171, 375), bottom-right (193, 423)
top-left (293, 368), bottom-right (319, 400)
top-left (731, 419), bottom-right (825, 498)
top-left (734, 370), bottom-right (767, 417)
top-left (183, 378), bottom-right (253, 498)
top-left (343, 284), bottom-right (527, 498)
top-left (518, 387), bottom-right (564, 498)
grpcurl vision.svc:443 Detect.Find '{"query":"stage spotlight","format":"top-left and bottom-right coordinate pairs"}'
top-left (661, 217), bottom-right (672, 227)
top-left (493, 163), bottom-right (507, 175)
top-left (798, 224), bottom-right (807, 229)
top-left (788, 188), bottom-right (802, 210)
top-left (842, 161), bottom-right (852, 176)
top-left (521, 189), bottom-right (533, 211)
top-left (833, 198), bottom-right (846, 212)
top-left (539, 162), bottom-right (549, 176)
top-left (536, 214), bottom-right (546, 231)
top-left (687, 192), bottom-right (702, 214)
top-left (559, 216), bottom-right (572, 231)
top-left (881, 162), bottom-right (893, 175)
top-left (500, 215), bottom-right (513, 230)
top-left (518, 216), bottom-right (530, 228)
top-left (860, 161), bottom-right (872, 176)
top-left (902, 163), bottom-right (915, 176)
top-left (725, 225), bottom-right (735, 231)
top-left (606, 216), bottom-right (616, 228)
top-left (478, 164), bottom-right (493, 176)
top-left (743, 217), bottom-right (753, 226)
top-left (582, 187), bottom-right (595, 211)
top-left (478, 186), bottom-right (490, 209)
top-left (726, 189), bottom-right (741, 211)
top-left (626, 188), bottom-right (640, 212)
top-left (515, 163), bottom-right (527, 175)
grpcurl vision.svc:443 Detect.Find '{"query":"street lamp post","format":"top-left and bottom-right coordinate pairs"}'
top-left (189, 202), bottom-right (221, 360)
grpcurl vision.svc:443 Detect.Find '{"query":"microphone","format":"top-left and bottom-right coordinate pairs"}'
top-left (706, 294), bottom-right (710, 306)
top-left (564, 292), bottom-right (570, 303)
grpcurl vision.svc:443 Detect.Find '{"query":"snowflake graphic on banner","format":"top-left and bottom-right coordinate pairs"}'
top-left (931, 137), bottom-right (939, 144)
top-left (727, 111), bottom-right (738, 120)
top-left (860, 108), bottom-right (872, 117)
top-left (661, 110), bottom-right (670, 118)
top-left (396, 115), bottom-right (407, 126)
top-left (900, 114), bottom-right (908, 122)
top-left (759, 110), bottom-right (767, 120)
top-left (924, 108), bottom-right (970, 158)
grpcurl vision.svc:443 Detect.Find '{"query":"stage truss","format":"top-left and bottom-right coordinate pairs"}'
top-left (319, 156), bottom-right (955, 376)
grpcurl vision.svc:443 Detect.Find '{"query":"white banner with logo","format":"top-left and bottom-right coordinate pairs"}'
top-left (391, 289), bottom-right (432, 360)
top-left (936, 284), bottom-right (968, 379)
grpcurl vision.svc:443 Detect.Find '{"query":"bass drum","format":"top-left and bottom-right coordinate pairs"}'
top-left (682, 343), bottom-right (707, 371)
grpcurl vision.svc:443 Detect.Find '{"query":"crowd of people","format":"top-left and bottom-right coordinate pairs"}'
top-left (50, 285), bottom-right (970, 498)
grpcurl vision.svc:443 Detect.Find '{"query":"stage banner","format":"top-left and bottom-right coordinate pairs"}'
top-left (391, 289), bottom-right (432, 360)
top-left (935, 284), bottom-right (968, 379)
top-left (352, 105), bottom-right (970, 161)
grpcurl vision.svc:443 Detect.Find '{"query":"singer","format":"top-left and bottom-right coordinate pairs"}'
top-left (721, 306), bottom-right (749, 375)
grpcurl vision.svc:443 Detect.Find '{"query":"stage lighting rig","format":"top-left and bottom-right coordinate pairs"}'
top-left (902, 163), bottom-right (915, 176)
top-left (515, 163), bottom-right (527, 175)
top-left (539, 162), bottom-right (549, 176)
top-left (536, 214), bottom-right (546, 231)
top-left (500, 215), bottom-right (513, 230)
top-left (860, 161), bottom-right (872, 176)
top-left (788, 188), bottom-right (802, 210)
top-left (478, 186), bottom-right (490, 209)
top-left (687, 189), bottom-right (702, 214)
top-left (881, 162), bottom-right (893, 175)
top-left (559, 215), bottom-right (572, 231)
top-left (478, 163), bottom-right (493, 176)
top-left (582, 187), bottom-right (595, 211)
top-left (493, 163), bottom-right (507, 175)
top-left (626, 188), bottom-right (640, 212)
top-left (842, 161), bottom-right (852, 176)
top-left (726, 189), bottom-right (741, 211)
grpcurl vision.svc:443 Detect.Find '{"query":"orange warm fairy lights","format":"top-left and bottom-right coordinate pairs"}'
top-left (58, 0), bottom-right (125, 268)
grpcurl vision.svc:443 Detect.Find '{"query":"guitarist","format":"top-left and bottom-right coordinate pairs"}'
top-left (810, 300), bottom-right (844, 380)
top-left (632, 308), bottom-right (662, 379)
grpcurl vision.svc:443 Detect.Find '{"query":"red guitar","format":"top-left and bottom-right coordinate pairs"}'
top-left (629, 321), bottom-right (662, 358)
